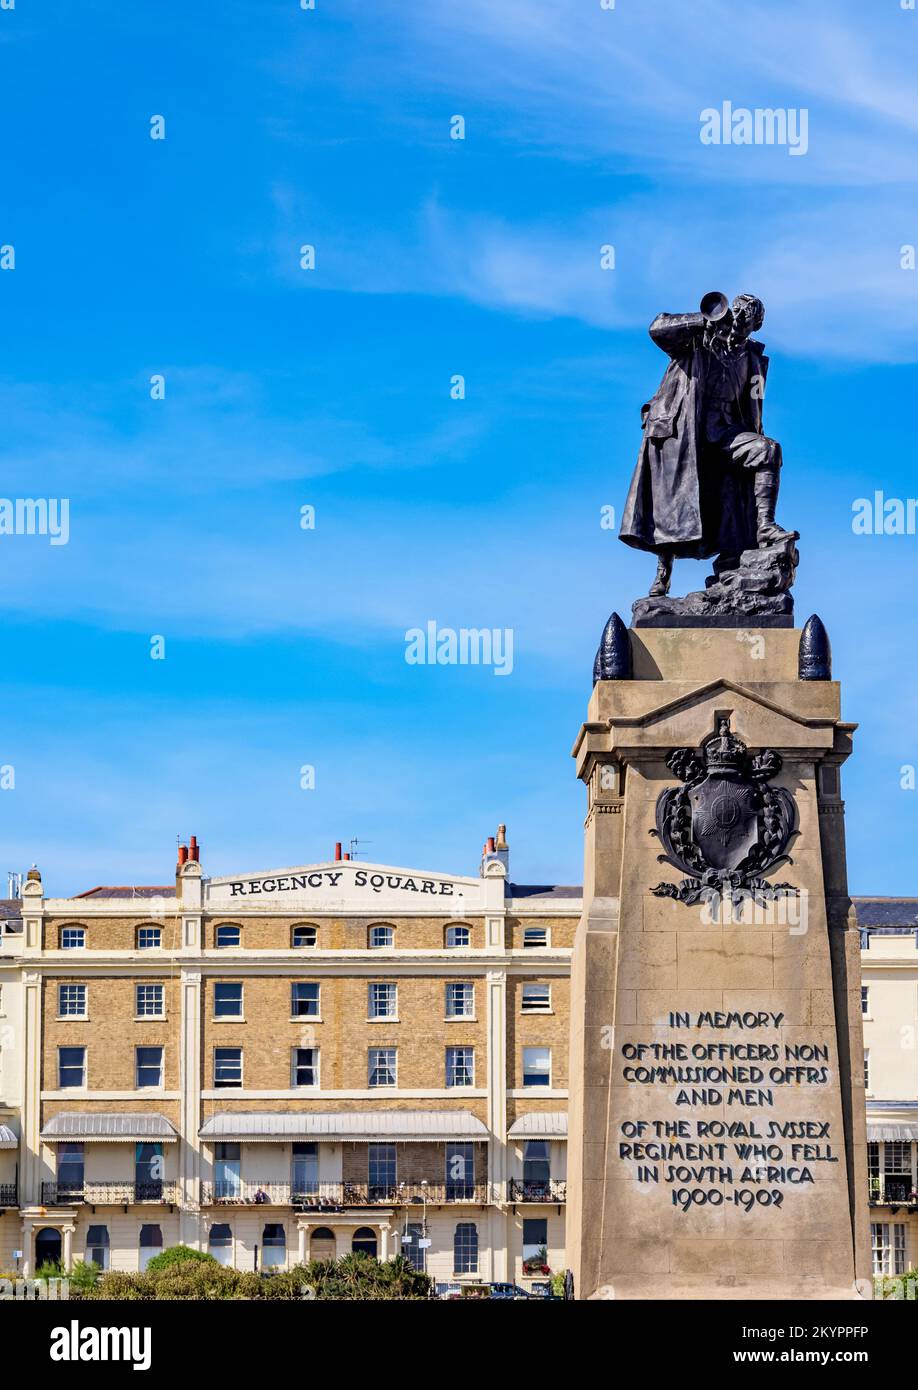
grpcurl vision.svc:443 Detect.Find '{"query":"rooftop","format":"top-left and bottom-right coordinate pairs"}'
top-left (72, 886), bottom-right (176, 900)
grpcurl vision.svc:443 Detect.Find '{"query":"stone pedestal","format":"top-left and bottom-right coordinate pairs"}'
top-left (567, 626), bottom-right (871, 1299)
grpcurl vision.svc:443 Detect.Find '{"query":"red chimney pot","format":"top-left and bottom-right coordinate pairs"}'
top-left (335, 842), bottom-right (342, 861)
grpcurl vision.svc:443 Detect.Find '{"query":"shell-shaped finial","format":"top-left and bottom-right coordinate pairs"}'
top-left (593, 612), bottom-right (631, 683)
top-left (799, 614), bottom-right (831, 681)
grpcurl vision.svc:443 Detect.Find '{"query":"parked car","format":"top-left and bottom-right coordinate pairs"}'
top-left (487, 1282), bottom-right (531, 1299)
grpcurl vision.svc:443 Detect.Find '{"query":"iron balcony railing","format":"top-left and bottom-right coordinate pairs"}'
top-left (508, 1178), bottom-right (567, 1203)
top-left (0, 1184), bottom-right (17, 1207)
top-left (868, 1178), bottom-right (918, 1206)
top-left (41, 1181), bottom-right (178, 1206)
top-left (200, 1179), bottom-right (490, 1208)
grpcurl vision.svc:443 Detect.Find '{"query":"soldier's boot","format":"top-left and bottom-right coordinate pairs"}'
top-left (649, 550), bottom-right (673, 597)
top-left (754, 467), bottom-right (794, 546)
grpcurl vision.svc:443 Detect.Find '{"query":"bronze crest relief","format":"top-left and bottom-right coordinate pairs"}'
top-left (651, 716), bottom-right (797, 905)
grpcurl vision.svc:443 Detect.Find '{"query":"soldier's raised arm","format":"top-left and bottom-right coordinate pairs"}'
top-left (648, 311), bottom-right (705, 358)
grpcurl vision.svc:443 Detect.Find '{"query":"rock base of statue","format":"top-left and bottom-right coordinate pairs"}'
top-left (632, 536), bottom-right (799, 628)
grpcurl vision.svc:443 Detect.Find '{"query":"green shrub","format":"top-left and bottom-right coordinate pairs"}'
top-left (875, 1267), bottom-right (918, 1300)
top-left (77, 1270), bottom-right (155, 1301)
top-left (145, 1244), bottom-right (217, 1273)
top-left (73, 1252), bottom-right (433, 1301)
top-left (68, 1260), bottom-right (100, 1292)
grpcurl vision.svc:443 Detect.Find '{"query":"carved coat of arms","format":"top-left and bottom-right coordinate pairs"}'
top-left (651, 716), bottom-right (797, 905)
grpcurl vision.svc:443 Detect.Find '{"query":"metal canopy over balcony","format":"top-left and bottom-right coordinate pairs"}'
top-left (199, 1110), bottom-right (490, 1143)
top-left (0, 1125), bottom-right (17, 1149)
top-left (40, 1113), bottom-right (178, 1143)
top-left (867, 1123), bottom-right (918, 1141)
top-left (507, 1112), bottom-right (568, 1139)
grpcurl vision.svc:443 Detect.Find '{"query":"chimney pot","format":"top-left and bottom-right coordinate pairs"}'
top-left (177, 844), bottom-right (189, 865)
top-left (486, 836), bottom-right (495, 853)
top-left (343, 852), bottom-right (350, 860)
top-left (335, 842), bottom-right (342, 861)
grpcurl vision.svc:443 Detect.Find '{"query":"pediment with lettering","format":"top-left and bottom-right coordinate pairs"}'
top-left (204, 861), bottom-right (497, 913)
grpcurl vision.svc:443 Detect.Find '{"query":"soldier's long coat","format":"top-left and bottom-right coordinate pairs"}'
top-left (619, 313), bottom-right (768, 559)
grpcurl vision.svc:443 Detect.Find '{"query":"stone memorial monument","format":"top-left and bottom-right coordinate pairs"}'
top-left (566, 294), bottom-right (871, 1299)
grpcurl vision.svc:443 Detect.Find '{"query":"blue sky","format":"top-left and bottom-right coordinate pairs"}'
top-left (2, 0), bottom-right (918, 896)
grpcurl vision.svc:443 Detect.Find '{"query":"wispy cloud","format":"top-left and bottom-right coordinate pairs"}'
top-left (253, 2), bottom-right (918, 360)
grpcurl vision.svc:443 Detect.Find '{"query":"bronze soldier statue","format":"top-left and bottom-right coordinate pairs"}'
top-left (619, 292), bottom-right (793, 597)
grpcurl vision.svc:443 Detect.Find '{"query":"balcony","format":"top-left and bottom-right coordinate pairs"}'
top-left (0, 1184), bottom-right (17, 1207)
top-left (41, 1181), bottom-right (178, 1207)
top-left (200, 1179), bottom-right (490, 1208)
top-left (869, 1178), bottom-right (918, 1209)
top-left (508, 1178), bottom-right (567, 1204)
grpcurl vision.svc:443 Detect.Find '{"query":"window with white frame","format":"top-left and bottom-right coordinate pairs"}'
top-left (523, 1217), bottom-right (548, 1270)
top-left (522, 1046), bottom-right (551, 1088)
top-left (61, 926), bottom-right (86, 950)
top-left (368, 1047), bottom-right (396, 1088)
top-left (292, 1143), bottom-right (318, 1197)
top-left (214, 1143), bottom-right (240, 1198)
top-left (872, 1222), bottom-right (907, 1276)
top-left (369, 924), bottom-right (394, 949)
top-left (883, 1141), bottom-right (915, 1202)
top-left (861, 985), bottom-right (869, 1015)
top-left (368, 982), bottom-right (397, 1019)
top-left (523, 1140), bottom-right (551, 1187)
top-left (262, 1223), bottom-right (286, 1270)
top-left (136, 1046), bottom-right (164, 1089)
top-left (402, 1221), bottom-right (425, 1272)
top-left (291, 982), bottom-right (320, 1017)
top-left (522, 927), bottom-right (549, 948)
top-left (521, 983), bottom-right (551, 1013)
top-left (292, 924), bottom-right (318, 948)
top-left (292, 1047), bottom-right (319, 1087)
top-left (139, 1224), bottom-right (163, 1271)
top-left (58, 1046), bottom-right (86, 1088)
top-left (368, 1143), bottom-right (396, 1196)
top-left (446, 1046), bottom-right (475, 1088)
top-left (136, 983), bottom-right (165, 1018)
top-left (446, 1142), bottom-right (474, 1198)
top-left (868, 1142), bottom-right (879, 1190)
top-left (215, 924), bottom-right (241, 948)
top-left (446, 924), bottom-right (471, 949)
top-left (57, 1142), bottom-right (84, 1193)
top-left (137, 926), bottom-right (162, 950)
top-left (86, 1225), bottom-right (110, 1271)
top-left (214, 982), bottom-right (243, 1018)
top-left (446, 981), bottom-right (474, 1018)
top-left (214, 1047), bottom-right (243, 1088)
top-left (453, 1222), bottom-right (479, 1274)
top-left (209, 1223), bottom-right (233, 1266)
top-left (864, 1050), bottom-right (870, 1092)
top-left (58, 983), bottom-right (87, 1018)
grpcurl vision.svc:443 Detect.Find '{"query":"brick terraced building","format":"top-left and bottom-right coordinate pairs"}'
top-left (0, 838), bottom-right (915, 1286)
